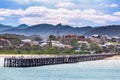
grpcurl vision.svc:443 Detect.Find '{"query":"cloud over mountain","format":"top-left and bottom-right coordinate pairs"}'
top-left (0, 6), bottom-right (120, 26)
top-left (0, 0), bottom-right (119, 26)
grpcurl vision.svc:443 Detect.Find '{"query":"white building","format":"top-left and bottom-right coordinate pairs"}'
top-left (22, 39), bottom-right (31, 43)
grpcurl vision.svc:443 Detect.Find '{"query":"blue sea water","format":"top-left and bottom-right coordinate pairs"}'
top-left (0, 58), bottom-right (120, 80)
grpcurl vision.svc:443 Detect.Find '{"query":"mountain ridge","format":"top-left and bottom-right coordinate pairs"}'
top-left (0, 24), bottom-right (120, 37)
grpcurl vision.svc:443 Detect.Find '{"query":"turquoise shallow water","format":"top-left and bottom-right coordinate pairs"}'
top-left (0, 60), bottom-right (120, 80)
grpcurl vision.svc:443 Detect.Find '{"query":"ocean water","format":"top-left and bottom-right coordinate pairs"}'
top-left (0, 58), bottom-right (120, 80)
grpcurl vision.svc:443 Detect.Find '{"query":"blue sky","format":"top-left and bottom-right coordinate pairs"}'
top-left (0, 0), bottom-right (120, 27)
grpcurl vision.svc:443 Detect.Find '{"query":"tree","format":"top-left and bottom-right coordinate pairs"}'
top-left (9, 38), bottom-right (22, 46)
top-left (70, 39), bottom-right (79, 49)
top-left (34, 37), bottom-right (42, 41)
top-left (81, 43), bottom-right (88, 50)
top-left (89, 43), bottom-right (103, 53)
top-left (49, 35), bottom-right (57, 41)
top-left (107, 45), bottom-right (116, 53)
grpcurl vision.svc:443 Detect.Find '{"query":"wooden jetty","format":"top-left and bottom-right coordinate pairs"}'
top-left (4, 53), bottom-right (116, 67)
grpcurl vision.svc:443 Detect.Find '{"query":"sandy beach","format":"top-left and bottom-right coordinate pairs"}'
top-left (0, 54), bottom-right (68, 58)
top-left (104, 55), bottom-right (120, 60)
top-left (0, 54), bottom-right (120, 60)
top-left (0, 53), bottom-right (120, 60)
top-left (0, 54), bottom-right (57, 58)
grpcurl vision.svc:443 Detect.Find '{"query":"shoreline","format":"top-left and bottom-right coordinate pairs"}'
top-left (0, 54), bottom-right (120, 60)
top-left (0, 54), bottom-right (61, 58)
top-left (103, 55), bottom-right (120, 60)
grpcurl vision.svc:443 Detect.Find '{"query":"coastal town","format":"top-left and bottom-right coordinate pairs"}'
top-left (0, 34), bottom-right (120, 55)
top-left (0, 0), bottom-right (120, 80)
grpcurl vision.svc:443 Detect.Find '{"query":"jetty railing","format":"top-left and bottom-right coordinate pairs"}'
top-left (4, 53), bottom-right (116, 67)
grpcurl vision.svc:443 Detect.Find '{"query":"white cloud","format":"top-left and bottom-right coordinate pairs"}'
top-left (0, 17), bottom-right (5, 21)
top-left (19, 7), bottom-right (120, 25)
top-left (13, 0), bottom-right (72, 4)
top-left (19, 16), bottom-right (70, 25)
top-left (99, 3), bottom-right (119, 8)
top-left (79, 13), bottom-right (120, 24)
top-left (0, 8), bottom-right (25, 17)
top-left (56, 2), bottom-right (75, 8)
top-left (110, 4), bottom-right (119, 7)
top-left (113, 12), bottom-right (120, 16)
top-left (81, 9), bottom-right (103, 15)
top-left (99, 4), bottom-right (110, 7)
top-left (0, 6), bottom-right (120, 26)
top-left (13, 0), bottom-right (53, 4)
